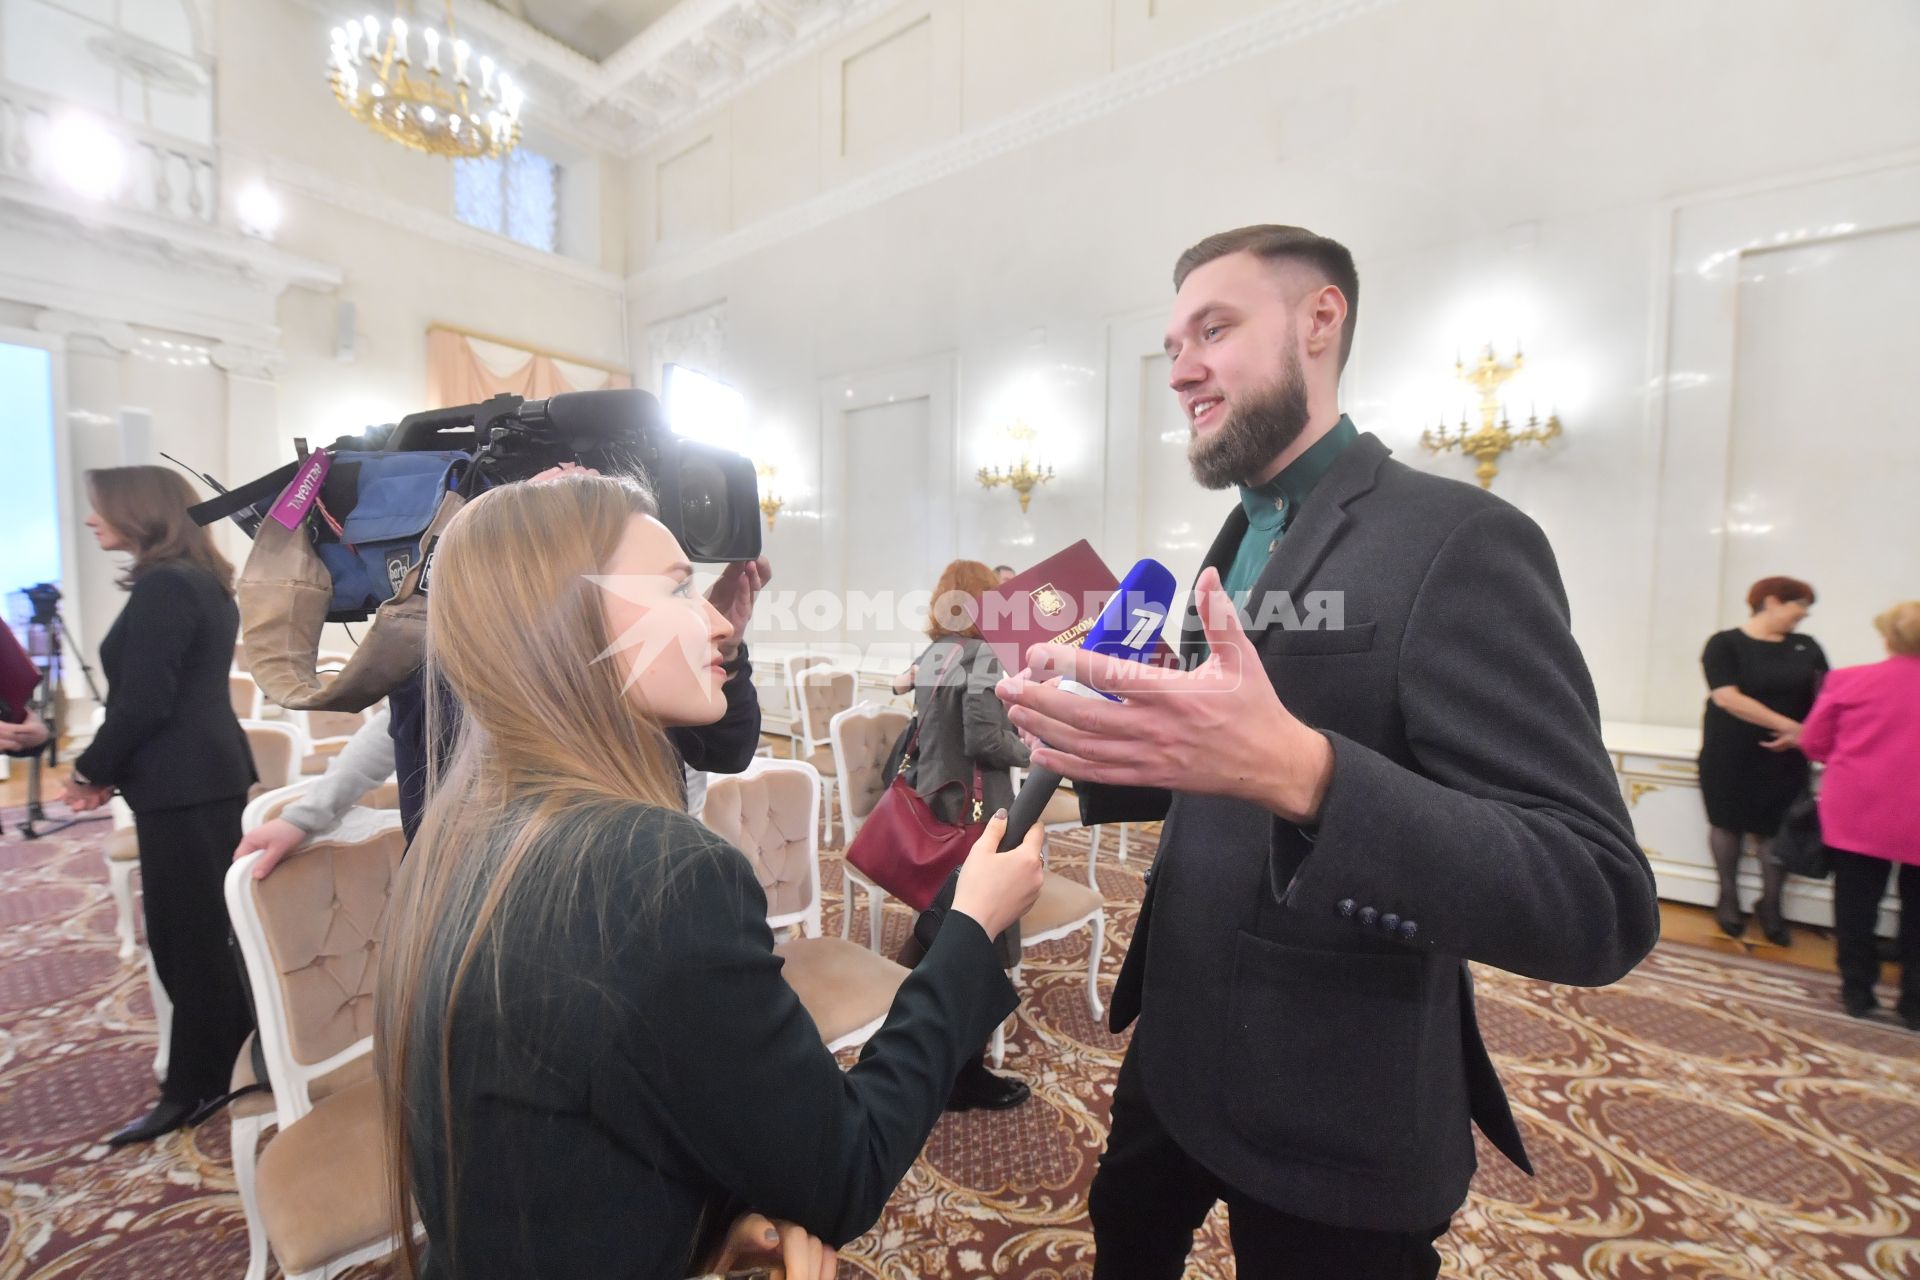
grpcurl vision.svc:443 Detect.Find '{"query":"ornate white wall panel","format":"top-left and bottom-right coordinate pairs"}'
top-left (1644, 156), bottom-right (1920, 723)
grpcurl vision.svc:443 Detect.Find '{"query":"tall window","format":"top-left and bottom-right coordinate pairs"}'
top-left (0, 340), bottom-right (61, 609)
top-left (454, 148), bottom-right (559, 253)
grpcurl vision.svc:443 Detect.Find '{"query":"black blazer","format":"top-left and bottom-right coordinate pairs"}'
top-left (413, 803), bottom-right (1017, 1279)
top-left (1082, 433), bottom-right (1658, 1232)
top-left (73, 562), bottom-right (254, 813)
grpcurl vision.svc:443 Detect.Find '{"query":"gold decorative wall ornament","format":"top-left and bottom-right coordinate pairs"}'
top-left (977, 420), bottom-right (1055, 514)
top-left (1421, 345), bottom-right (1561, 489)
top-left (328, 1), bottom-right (523, 160)
top-left (755, 465), bottom-right (784, 531)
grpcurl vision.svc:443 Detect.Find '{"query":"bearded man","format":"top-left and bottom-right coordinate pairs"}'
top-left (996, 225), bottom-right (1659, 1279)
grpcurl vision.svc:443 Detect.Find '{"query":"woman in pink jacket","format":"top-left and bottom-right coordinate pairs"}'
top-left (1799, 601), bottom-right (1920, 1027)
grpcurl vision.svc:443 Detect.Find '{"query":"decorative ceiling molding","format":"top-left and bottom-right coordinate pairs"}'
top-left (628, 0), bottom-right (1406, 292)
top-left (211, 340), bottom-right (290, 380)
top-left (0, 176), bottom-right (341, 297)
top-left (34, 310), bottom-right (138, 353)
top-left (603, 0), bottom-right (897, 146)
top-left (222, 144), bottom-right (627, 298)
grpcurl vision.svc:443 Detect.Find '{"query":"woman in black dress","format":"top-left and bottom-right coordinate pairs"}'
top-left (1698, 575), bottom-right (1827, 945)
top-left (377, 476), bottom-right (1047, 1279)
top-left (63, 466), bottom-right (257, 1144)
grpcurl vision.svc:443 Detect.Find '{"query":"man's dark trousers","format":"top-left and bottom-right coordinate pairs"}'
top-left (1089, 1050), bottom-right (1449, 1280)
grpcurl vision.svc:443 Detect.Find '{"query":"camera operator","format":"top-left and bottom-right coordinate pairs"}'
top-left (233, 462), bottom-right (770, 872)
top-left (65, 466), bottom-right (257, 1148)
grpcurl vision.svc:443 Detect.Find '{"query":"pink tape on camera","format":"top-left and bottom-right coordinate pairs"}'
top-left (269, 452), bottom-right (332, 530)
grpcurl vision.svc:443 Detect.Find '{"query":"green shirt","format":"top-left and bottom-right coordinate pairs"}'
top-left (1199, 415), bottom-right (1359, 661)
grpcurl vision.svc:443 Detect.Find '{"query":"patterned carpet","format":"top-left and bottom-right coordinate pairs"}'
top-left (2, 808), bottom-right (1917, 1279)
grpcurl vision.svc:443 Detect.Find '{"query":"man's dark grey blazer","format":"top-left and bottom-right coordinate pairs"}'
top-left (1081, 431), bottom-right (1659, 1233)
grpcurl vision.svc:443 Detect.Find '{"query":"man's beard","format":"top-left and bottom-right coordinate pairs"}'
top-left (1187, 351), bottom-right (1310, 490)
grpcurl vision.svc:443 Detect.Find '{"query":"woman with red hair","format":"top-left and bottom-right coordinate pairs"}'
top-left (1697, 575), bottom-right (1827, 945)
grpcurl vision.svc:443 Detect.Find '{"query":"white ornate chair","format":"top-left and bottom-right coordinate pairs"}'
top-left (829, 702), bottom-right (910, 954)
top-left (225, 808), bottom-right (407, 1280)
top-left (793, 666), bottom-right (857, 844)
top-left (776, 652), bottom-right (830, 752)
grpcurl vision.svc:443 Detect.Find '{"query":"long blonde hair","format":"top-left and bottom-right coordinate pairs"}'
top-left (375, 474), bottom-right (692, 1277)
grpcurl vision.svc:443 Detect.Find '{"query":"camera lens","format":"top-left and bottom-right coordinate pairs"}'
top-left (678, 456), bottom-right (730, 556)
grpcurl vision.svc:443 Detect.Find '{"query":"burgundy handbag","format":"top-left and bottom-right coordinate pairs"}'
top-left (844, 717), bottom-right (985, 911)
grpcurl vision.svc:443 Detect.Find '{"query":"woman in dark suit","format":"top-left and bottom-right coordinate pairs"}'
top-left (63, 466), bottom-right (256, 1145)
top-left (378, 476), bottom-right (1045, 1279)
top-left (890, 559), bottom-right (1036, 1111)
top-left (1698, 574), bottom-right (1827, 946)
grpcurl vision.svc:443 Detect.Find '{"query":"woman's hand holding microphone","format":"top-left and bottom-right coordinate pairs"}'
top-left (950, 809), bottom-right (1046, 940)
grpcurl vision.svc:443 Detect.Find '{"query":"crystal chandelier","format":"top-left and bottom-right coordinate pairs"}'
top-left (327, 1), bottom-right (524, 160)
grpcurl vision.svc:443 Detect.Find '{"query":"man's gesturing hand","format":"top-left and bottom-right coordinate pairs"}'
top-left (995, 567), bottom-right (1333, 825)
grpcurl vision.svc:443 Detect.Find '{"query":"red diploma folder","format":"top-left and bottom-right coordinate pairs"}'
top-left (0, 624), bottom-right (42, 723)
top-left (976, 540), bottom-right (1178, 676)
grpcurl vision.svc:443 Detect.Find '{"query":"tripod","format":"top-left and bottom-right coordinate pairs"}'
top-left (18, 607), bottom-right (107, 840)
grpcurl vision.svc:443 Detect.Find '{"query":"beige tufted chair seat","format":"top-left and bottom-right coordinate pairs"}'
top-left (253, 1077), bottom-right (386, 1276)
top-left (701, 765), bottom-right (819, 922)
top-left (772, 937), bottom-right (908, 1047)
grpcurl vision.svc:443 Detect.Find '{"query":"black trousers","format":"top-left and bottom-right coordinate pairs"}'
top-left (133, 797), bottom-right (255, 1105)
top-left (1831, 848), bottom-right (1920, 1017)
top-left (1089, 1048), bottom-right (1450, 1280)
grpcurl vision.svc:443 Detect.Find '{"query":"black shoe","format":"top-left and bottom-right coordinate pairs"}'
top-left (946, 1064), bottom-right (1030, 1112)
top-left (1755, 905), bottom-right (1791, 948)
top-left (1714, 899), bottom-right (1747, 939)
top-left (106, 1097), bottom-right (198, 1147)
top-left (1842, 993), bottom-right (1878, 1019)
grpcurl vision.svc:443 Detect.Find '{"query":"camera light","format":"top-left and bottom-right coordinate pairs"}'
top-left (663, 364), bottom-right (749, 452)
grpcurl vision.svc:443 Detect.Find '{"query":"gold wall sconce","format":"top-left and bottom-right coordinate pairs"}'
top-left (755, 464), bottom-right (784, 530)
top-left (976, 420), bottom-right (1055, 514)
top-left (1422, 345), bottom-right (1562, 489)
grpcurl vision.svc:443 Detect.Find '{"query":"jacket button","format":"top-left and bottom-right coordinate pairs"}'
top-left (1357, 906), bottom-right (1379, 927)
top-left (1398, 919), bottom-right (1419, 941)
top-left (1379, 913), bottom-right (1400, 934)
top-left (1336, 898), bottom-right (1356, 918)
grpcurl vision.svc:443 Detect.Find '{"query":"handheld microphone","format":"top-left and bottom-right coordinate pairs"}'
top-left (998, 558), bottom-right (1176, 851)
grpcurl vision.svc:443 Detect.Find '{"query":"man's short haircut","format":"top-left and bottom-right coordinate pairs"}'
top-left (1173, 225), bottom-right (1360, 371)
